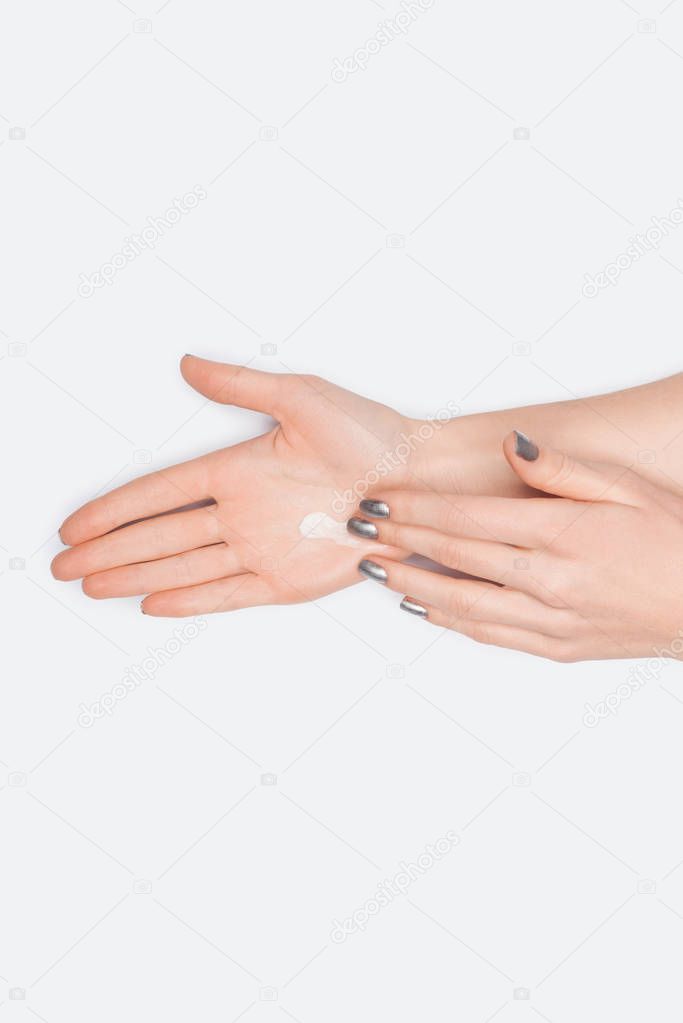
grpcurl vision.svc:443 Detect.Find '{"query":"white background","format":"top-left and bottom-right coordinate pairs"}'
top-left (2, 1), bottom-right (683, 1020)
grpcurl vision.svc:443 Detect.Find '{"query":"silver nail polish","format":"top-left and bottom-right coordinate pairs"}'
top-left (348, 517), bottom-right (379, 540)
top-left (400, 596), bottom-right (428, 618)
top-left (359, 499), bottom-right (390, 519)
top-left (358, 559), bottom-right (388, 583)
top-left (514, 430), bottom-right (539, 462)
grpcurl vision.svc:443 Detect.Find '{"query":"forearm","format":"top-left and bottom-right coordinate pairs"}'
top-left (407, 373), bottom-right (683, 497)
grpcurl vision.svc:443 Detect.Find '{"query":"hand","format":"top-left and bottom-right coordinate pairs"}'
top-left (346, 432), bottom-right (683, 661)
top-left (52, 356), bottom-right (411, 616)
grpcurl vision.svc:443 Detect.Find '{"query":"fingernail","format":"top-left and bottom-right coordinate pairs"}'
top-left (140, 602), bottom-right (147, 615)
top-left (358, 559), bottom-right (388, 583)
top-left (514, 430), bottom-right (539, 462)
top-left (348, 517), bottom-right (379, 540)
top-left (359, 499), bottom-right (390, 519)
top-left (400, 596), bottom-right (428, 618)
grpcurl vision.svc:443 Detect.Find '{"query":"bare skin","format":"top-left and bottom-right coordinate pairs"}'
top-left (52, 356), bottom-right (411, 616)
top-left (350, 432), bottom-right (683, 662)
top-left (52, 358), bottom-right (683, 634)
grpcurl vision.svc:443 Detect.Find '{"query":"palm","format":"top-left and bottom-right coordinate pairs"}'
top-left (53, 358), bottom-right (410, 616)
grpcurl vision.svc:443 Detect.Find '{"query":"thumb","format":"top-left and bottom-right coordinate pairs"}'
top-left (504, 430), bottom-right (635, 503)
top-left (180, 355), bottom-right (285, 416)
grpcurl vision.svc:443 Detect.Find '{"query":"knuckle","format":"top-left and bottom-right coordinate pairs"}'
top-left (543, 453), bottom-right (576, 491)
top-left (445, 588), bottom-right (470, 619)
top-left (145, 523), bottom-right (167, 548)
top-left (540, 563), bottom-right (578, 606)
top-left (551, 609), bottom-right (580, 638)
top-left (444, 503), bottom-right (473, 537)
top-left (540, 511), bottom-right (576, 547)
top-left (466, 622), bottom-right (495, 646)
top-left (173, 553), bottom-right (195, 585)
top-left (436, 537), bottom-right (462, 571)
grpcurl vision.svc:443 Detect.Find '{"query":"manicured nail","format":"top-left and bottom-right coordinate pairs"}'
top-left (348, 517), bottom-right (379, 540)
top-left (140, 602), bottom-right (147, 615)
top-left (358, 559), bottom-right (388, 583)
top-left (359, 499), bottom-right (390, 519)
top-left (400, 596), bottom-right (428, 618)
top-left (514, 430), bottom-right (539, 462)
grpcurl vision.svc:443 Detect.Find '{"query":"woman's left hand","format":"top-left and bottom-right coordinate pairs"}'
top-left (347, 431), bottom-right (683, 662)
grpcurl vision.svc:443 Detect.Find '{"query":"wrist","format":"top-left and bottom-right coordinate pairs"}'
top-left (402, 413), bottom-right (532, 497)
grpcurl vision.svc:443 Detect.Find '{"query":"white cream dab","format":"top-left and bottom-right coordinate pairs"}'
top-left (299, 512), bottom-right (363, 548)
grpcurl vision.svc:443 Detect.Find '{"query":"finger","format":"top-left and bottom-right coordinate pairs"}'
top-left (401, 601), bottom-right (574, 662)
top-left (59, 456), bottom-right (213, 546)
top-left (82, 543), bottom-right (244, 598)
top-left (52, 506), bottom-right (223, 581)
top-left (353, 523), bottom-right (536, 590)
top-left (181, 354), bottom-right (284, 416)
top-left (504, 431), bottom-right (639, 504)
top-left (355, 493), bottom-right (575, 546)
top-left (358, 558), bottom-right (572, 636)
top-left (142, 573), bottom-right (274, 617)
